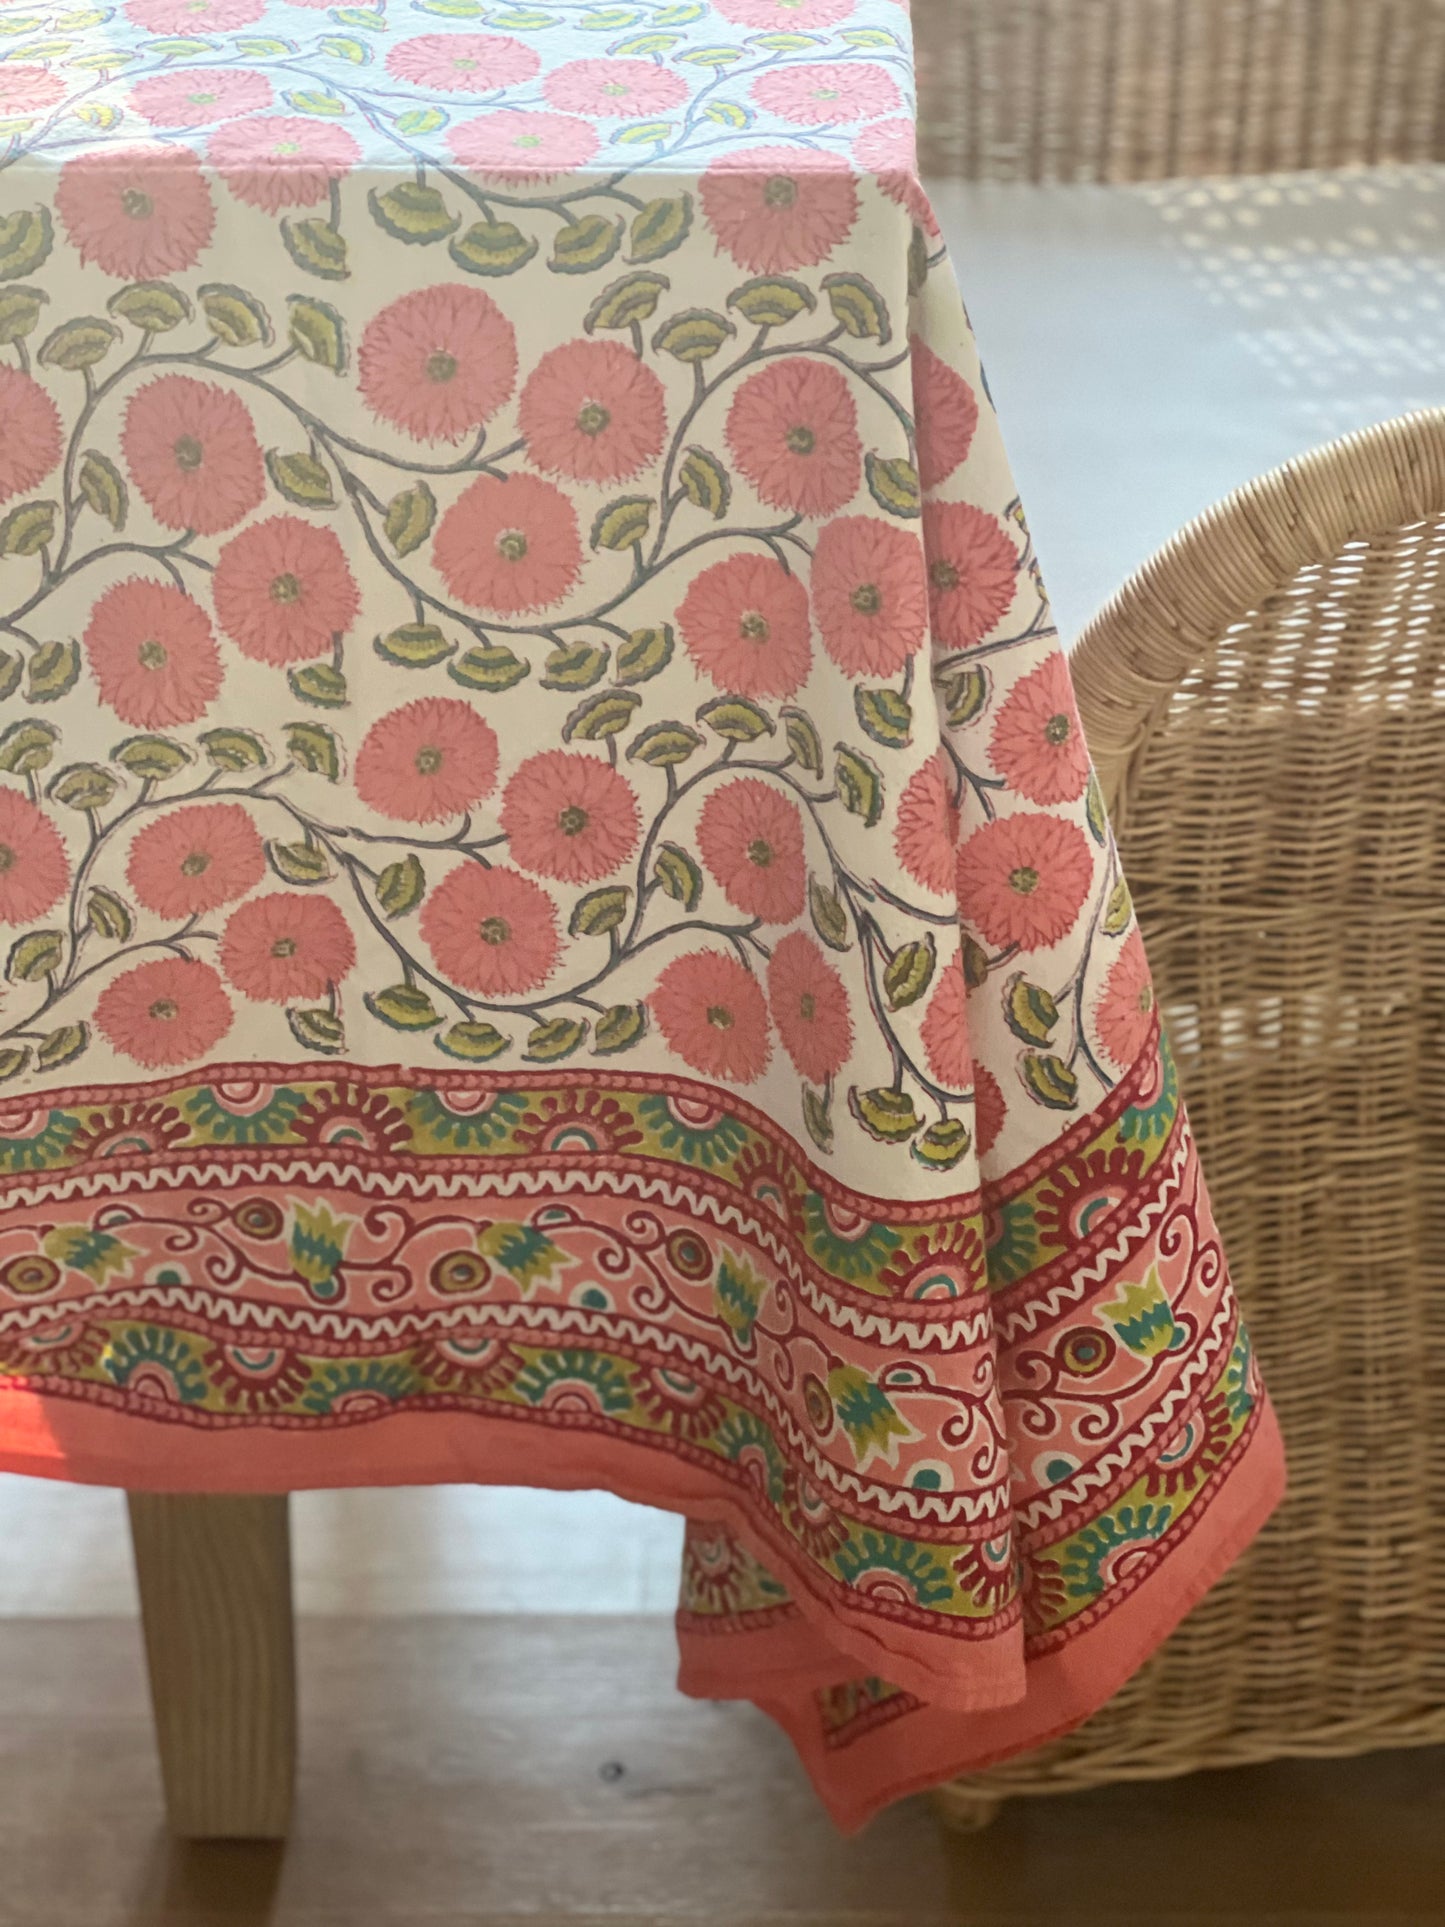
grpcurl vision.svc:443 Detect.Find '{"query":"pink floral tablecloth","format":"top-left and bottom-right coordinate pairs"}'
top-left (0, 0), bottom-right (1284, 1827)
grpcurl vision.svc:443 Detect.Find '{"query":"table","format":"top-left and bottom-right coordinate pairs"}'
top-left (0, 0), bottom-right (1284, 1830)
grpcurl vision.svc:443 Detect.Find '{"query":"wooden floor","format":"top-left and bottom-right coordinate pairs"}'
top-left (3, 1614), bottom-right (1442, 1927)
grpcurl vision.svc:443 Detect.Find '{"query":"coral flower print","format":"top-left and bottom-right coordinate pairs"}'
top-left (678, 553), bottom-right (812, 699)
top-left (221, 893), bottom-right (357, 1004)
top-left (130, 69), bottom-right (272, 130)
top-left (421, 865), bottom-right (559, 997)
top-left (920, 955), bottom-right (974, 1091)
top-left (726, 360), bottom-right (861, 517)
top-left (55, 145), bottom-right (215, 280)
top-left (912, 337), bottom-right (980, 492)
top-left (0, 791), bottom-right (69, 926)
top-left (212, 518), bottom-right (361, 666)
top-left (124, 0), bottom-right (263, 29)
top-left (990, 654), bottom-right (1091, 805)
top-left (768, 932), bottom-right (853, 1084)
top-left (894, 753), bottom-right (961, 898)
top-left (501, 752), bottom-right (640, 885)
top-left (956, 814), bottom-right (1095, 952)
top-left (543, 59), bottom-right (690, 117)
top-left (448, 111), bottom-right (599, 182)
top-left (653, 951), bottom-right (771, 1084)
top-left (95, 958), bottom-right (233, 1070)
top-left (386, 34), bottom-right (540, 93)
top-left (925, 501), bottom-right (1020, 652)
top-left (813, 516), bottom-right (928, 678)
top-left (84, 579), bottom-right (223, 727)
top-left (698, 780), bottom-right (807, 924)
top-left (359, 285), bottom-right (518, 445)
top-left (434, 472), bottom-right (582, 615)
top-left (853, 118), bottom-right (938, 231)
top-left (0, 65), bottom-right (65, 116)
top-left (701, 147), bottom-right (858, 273)
top-left (715, 0), bottom-right (856, 23)
top-left (519, 340), bottom-right (666, 485)
top-left (752, 62), bottom-right (901, 127)
top-left (355, 700), bottom-right (500, 825)
top-left (973, 1064), bottom-right (1006, 1157)
top-left (127, 805), bottom-right (266, 921)
top-left (210, 117), bottom-right (362, 213)
top-left (0, 369), bottom-right (62, 506)
top-left (1096, 928), bottom-right (1157, 1068)
top-left (121, 376), bottom-right (264, 536)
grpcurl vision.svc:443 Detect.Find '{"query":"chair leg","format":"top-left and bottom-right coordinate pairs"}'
top-left (931, 1786), bottom-right (1006, 1833)
top-left (127, 1492), bottom-right (296, 1840)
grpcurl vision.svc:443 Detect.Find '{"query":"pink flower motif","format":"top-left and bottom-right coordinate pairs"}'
top-left (752, 61), bottom-right (901, 127)
top-left (920, 954), bottom-right (973, 1090)
top-left (386, 34), bottom-right (540, 93)
top-left (678, 553), bottom-right (812, 699)
top-left (501, 751), bottom-right (640, 885)
top-left (0, 65), bottom-right (65, 116)
top-left (894, 752), bottom-right (960, 897)
top-left (543, 59), bottom-right (689, 117)
top-left (420, 864), bottom-right (559, 996)
top-left (359, 284), bottom-right (517, 444)
top-left (448, 111), bottom-right (599, 182)
top-left (127, 804), bottom-right (266, 922)
top-left (434, 472), bottom-right (582, 615)
top-left (84, 579), bottom-right (223, 727)
top-left (701, 145), bottom-right (858, 272)
top-left (990, 654), bottom-right (1091, 805)
top-left (697, 778), bottom-right (806, 924)
top-left (55, 144), bottom-right (215, 280)
top-left (715, 0), bottom-right (856, 24)
top-left (924, 500), bottom-right (1019, 652)
top-left (209, 116), bottom-right (362, 213)
top-left (519, 339), bottom-right (666, 485)
top-left (0, 790), bottom-right (68, 927)
top-left (221, 892), bottom-right (356, 1003)
top-left (95, 958), bottom-right (233, 1069)
top-left (125, 0), bottom-right (263, 27)
top-left (651, 950), bottom-right (771, 1084)
top-left (912, 335), bottom-right (979, 491)
top-left (853, 117), bottom-right (939, 232)
top-left (1095, 929), bottom-right (1156, 1068)
top-left (726, 359), bottom-right (861, 518)
top-left (355, 700), bottom-right (500, 825)
top-left (212, 517), bottom-right (360, 666)
top-left (812, 515), bottom-right (928, 678)
top-left (130, 68), bottom-right (272, 130)
top-left (121, 376), bottom-right (265, 536)
top-left (975, 1064), bottom-right (1006, 1158)
top-left (768, 931), bottom-right (852, 1083)
top-left (0, 368), bottom-right (61, 507)
top-left (956, 813), bottom-right (1095, 952)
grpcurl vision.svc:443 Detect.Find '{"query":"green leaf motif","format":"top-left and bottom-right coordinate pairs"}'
top-left (450, 643), bottom-right (529, 692)
top-left (1021, 1052), bottom-right (1081, 1110)
top-left (654, 842), bottom-right (702, 909)
top-left (7, 928), bottom-right (64, 983)
top-left (728, 276), bottom-right (815, 328)
top-left (678, 446), bottom-right (730, 518)
top-left (26, 639), bottom-right (80, 702)
top-left (849, 1085), bottom-right (921, 1144)
top-left (319, 31), bottom-right (369, 61)
top-left (112, 734), bottom-right (191, 781)
top-left (627, 720), bottom-right (702, 767)
top-left (107, 280), bottom-right (190, 332)
top-left (383, 480), bottom-right (436, 556)
top-left (395, 105), bottom-right (448, 136)
top-left (941, 664), bottom-right (987, 727)
top-left (0, 499), bottom-right (56, 557)
top-left (698, 695), bottom-right (774, 742)
top-left (375, 622), bottom-right (453, 668)
top-left (266, 447), bottom-right (336, 508)
top-left (854, 685), bottom-right (912, 749)
top-left (802, 1084), bottom-right (833, 1154)
top-left (288, 662), bottom-right (348, 708)
top-left (200, 726), bottom-right (268, 771)
top-left (436, 1020), bottom-right (510, 1062)
top-left (1103, 876), bottom-right (1133, 935)
top-left (615, 625), bottom-right (673, 683)
top-left (0, 1047), bottom-right (30, 1084)
top-left (809, 874), bottom-right (850, 951)
top-left (628, 194), bottom-right (692, 262)
top-left (524, 1016), bottom-right (588, 1062)
top-left (591, 497), bottom-right (651, 551)
top-left (87, 888), bottom-right (132, 941)
top-left (652, 307), bottom-right (734, 361)
top-left (286, 720), bottom-right (342, 779)
top-left (0, 207), bottom-right (52, 282)
top-left (199, 283), bottom-right (272, 347)
top-left (450, 219), bottom-right (537, 277)
top-left (0, 286), bottom-right (45, 342)
top-left (612, 119), bottom-right (676, 148)
top-left (821, 272), bottom-right (892, 343)
top-left (377, 853), bottom-right (426, 917)
top-left (0, 652), bottom-right (21, 702)
top-left (281, 216), bottom-right (350, 281)
top-left (783, 707), bottom-right (824, 776)
top-left (78, 450), bottom-right (127, 530)
top-left (36, 1023), bottom-right (88, 1073)
top-left (550, 214), bottom-right (625, 275)
top-left (38, 316), bottom-right (117, 371)
top-left (865, 452), bottom-right (920, 518)
top-left (1086, 769), bottom-right (1109, 845)
top-left (1006, 974), bottom-right (1059, 1045)
top-left (913, 1118), bottom-right (972, 1172)
top-left (365, 984), bottom-right (442, 1031)
top-left (369, 181), bottom-right (459, 245)
top-left (585, 269), bottom-right (669, 332)
top-left (287, 296), bottom-right (347, 372)
top-left (542, 640), bottom-right (609, 690)
top-left (835, 743), bottom-right (884, 827)
top-left (0, 718), bottom-right (57, 773)
top-left (288, 1007), bottom-right (345, 1055)
top-left (908, 223), bottom-right (930, 297)
top-left (569, 886), bottom-right (629, 938)
top-left (563, 689), bottom-right (641, 741)
top-left (284, 87), bottom-right (349, 116)
top-left (884, 933), bottom-right (936, 1010)
top-left (595, 1002), bottom-right (648, 1054)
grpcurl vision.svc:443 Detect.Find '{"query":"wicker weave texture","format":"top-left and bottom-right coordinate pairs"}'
top-left (912, 0), bottom-right (1445, 181)
top-left (936, 412), bottom-right (1445, 1824)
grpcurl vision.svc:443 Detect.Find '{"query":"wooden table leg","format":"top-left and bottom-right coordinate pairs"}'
top-left (127, 1492), bottom-right (297, 1840)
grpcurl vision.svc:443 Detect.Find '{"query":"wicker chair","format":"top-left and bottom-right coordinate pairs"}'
top-left (911, 0), bottom-right (1445, 182)
top-left (936, 409), bottom-right (1445, 1828)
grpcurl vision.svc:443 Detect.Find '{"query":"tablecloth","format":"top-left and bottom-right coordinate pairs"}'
top-left (0, 0), bottom-right (1284, 1829)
